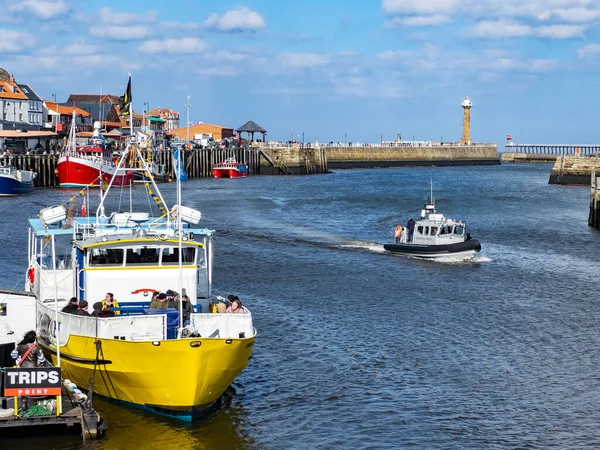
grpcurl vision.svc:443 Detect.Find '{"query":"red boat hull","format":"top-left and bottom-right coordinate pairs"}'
top-left (212, 168), bottom-right (248, 178)
top-left (56, 155), bottom-right (133, 188)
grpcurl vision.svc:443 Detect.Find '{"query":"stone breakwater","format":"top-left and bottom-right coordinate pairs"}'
top-left (549, 155), bottom-right (600, 185)
top-left (324, 144), bottom-right (499, 169)
top-left (501, 153), bottom-right (557, 163)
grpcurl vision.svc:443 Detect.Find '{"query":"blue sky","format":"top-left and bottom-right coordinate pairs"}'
top-left (1, 0), bottom-right (599, 145)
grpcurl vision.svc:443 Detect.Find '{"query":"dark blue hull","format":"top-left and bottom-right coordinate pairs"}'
top-left (0, 175), bottom-right (35, 196)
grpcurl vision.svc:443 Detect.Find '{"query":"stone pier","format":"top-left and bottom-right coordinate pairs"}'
top-left (324, 144), bottom-right (499, 169)
top-left (549, 155), bottom-right (600, 185)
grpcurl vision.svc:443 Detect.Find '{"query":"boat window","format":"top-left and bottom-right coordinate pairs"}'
top-left (125, 247), bottom-right (160, 266)
top-left (88, 248), bottom-right (124, 266)
top-left (430, 226), bottom-right (438, 236)
top-left (424, 226), bottom-right (430, 236)
top-left (161, 247), bottom-right (196, 265)
top-left (454, 225), bottom-right (465, 236)
top-left (416, 226), bottom-right (424, 235)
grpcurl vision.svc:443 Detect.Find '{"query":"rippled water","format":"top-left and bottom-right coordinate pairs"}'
top-left (2, 163), bottom-right (600, 449)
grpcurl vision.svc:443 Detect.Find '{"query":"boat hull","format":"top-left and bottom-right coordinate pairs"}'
top-left (212, 165), bottom-right (248, 179)
top-left (384, 239), bottom-right (481, 260)
top-left (56, 156), bottom-right (132, 188)
top-left (0, 175), bottom-right (34, 196)
top-left (41, 334), bottom-right (255, 421)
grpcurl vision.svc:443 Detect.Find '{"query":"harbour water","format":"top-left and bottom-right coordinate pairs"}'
top-left (2, 163), bottom-right (600, 449)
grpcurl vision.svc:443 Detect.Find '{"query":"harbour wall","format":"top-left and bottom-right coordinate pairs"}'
top-left (321, 144), bottom-right (499, 169)
top-left (548, 155), bottom-right (600, 185)
top-left (0, 146), bottom-right (328, 188)
top-left (501, 153), bottom-right (557, 163)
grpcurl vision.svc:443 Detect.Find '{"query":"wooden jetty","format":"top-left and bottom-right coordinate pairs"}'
top-left (0, 145), bottom-right (328, 188)
top-left (0, 369), bottom-right (107, 440)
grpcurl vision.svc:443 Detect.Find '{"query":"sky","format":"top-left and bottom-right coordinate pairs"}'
top-left (1, 0), bottom-right (599, 146)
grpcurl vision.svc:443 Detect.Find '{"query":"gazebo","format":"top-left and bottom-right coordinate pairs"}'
top-left (236, 120), bottom-right (267, 142)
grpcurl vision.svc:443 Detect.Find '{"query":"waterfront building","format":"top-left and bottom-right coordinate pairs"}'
top-left (147, 108), bottom-right (180, 131)
top-left (168, 123), bottom-right (235, 142)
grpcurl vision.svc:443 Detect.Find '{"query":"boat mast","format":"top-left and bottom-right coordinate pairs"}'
top-left (178, 96), bottom-right (190, 331)
top-left (50, 235), bottom-right (62, 415)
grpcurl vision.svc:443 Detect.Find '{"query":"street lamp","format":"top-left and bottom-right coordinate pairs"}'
top-left (185, 95), bottom-right (191, 146)
top-left (143, 102), bottom-right (149, 130)
top-left (52, 93), bottom-right (57, 131)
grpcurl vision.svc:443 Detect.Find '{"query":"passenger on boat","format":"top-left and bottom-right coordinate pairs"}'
top-left (216, 303), bottom-right (227, 313)
top-left (77, 300), bottom-right (91, 316)
top-left (94, 303), bottom-right (115, 318)
top-left (101, 292), bottom-right (120, 315)
top-left (61, 297), bottom-right (79, 314)
top-left (166, 289), bottom-right (178, 307)
top-left (171, 294), bottom-right (192, 325)
top-left (226, 297), bottom-right (246, 314)
top-left (10, 330), bottom-right (46, 368)
top-left (407, 218), bottom-right (415, 242)
top-left (150, 292), bottom-right (169, 309)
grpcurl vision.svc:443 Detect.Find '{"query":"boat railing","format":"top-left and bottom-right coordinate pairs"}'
top-left (39, 302), bottom-right (167, 343)
top-left (191, 312), bottom-right (254, 339)
top-left (74, 221), bottom-right (97, 239)
top-left (0, 166), bottom-right (15, 176)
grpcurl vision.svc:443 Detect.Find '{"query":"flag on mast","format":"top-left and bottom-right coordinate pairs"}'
top-left (118, 76), bottom-right (132, 116)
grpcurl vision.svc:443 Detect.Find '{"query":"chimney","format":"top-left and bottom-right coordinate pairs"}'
top-left (9, 74), bottom-right (15, 84)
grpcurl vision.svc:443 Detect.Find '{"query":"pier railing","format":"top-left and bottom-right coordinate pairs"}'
top-left (504, 143), bottom-right (600, 156)
top-left (254, 141), bottom-right (494, 149)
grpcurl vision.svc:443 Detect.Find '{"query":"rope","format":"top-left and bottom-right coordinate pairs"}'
top-left (144, 181), bottom-right (167, 216)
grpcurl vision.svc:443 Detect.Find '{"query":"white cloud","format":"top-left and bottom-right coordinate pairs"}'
top-left (578, 43), bottom-right (600, 59)
top-left (204, 7), bottom-right (266, 31)
top-left (280, 52), bottom-right (329, 68)
top-left (381, 0), bottom-right (600, 37)
top-left (382, 0), bottom-right (457, 15)
top-left (0, 29), bottom-right (35, 52)
top-left (97, 7), bottom-right (158, 26)
top-left (64, 42), bottom-right (98, 56)
top-left (538, 7), bottom-right (600, 22)
top-left (9, 0), bottom-right (68, 19)
top-left (384, 14), bottom-right (450, 27)
top-left (468, 19), bottom-right (585, 38)
top-left (140, 38), bottom-right (207, 54)
top-left (375, 44), bottom-right (561, 75)
top-left (487, 57), bottom-right (560, 72)
top-left (211, 50), bottom-right (249, 62)
top-left (89, 25), bottom-right (152, 40)
top-left (198, 66), bottom-right (240, 77)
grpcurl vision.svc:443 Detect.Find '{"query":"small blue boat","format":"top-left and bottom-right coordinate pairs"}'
top-left (0, 166), bottom-right (36, 196)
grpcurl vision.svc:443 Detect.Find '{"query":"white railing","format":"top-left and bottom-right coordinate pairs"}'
top-left (38, 302), bottom-right (167, 346)
top-left (192, 313), bottom-right (254, 339)
top-left (253, 141), bottom-right (495, 149)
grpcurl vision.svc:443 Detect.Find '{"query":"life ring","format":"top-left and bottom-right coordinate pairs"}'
top-left (394, 225), bottom-right (403, 238)
top-left (27, 267), bottom-right (35, 284)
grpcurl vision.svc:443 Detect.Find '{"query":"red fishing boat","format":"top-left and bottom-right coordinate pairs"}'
top-left (212, 157), bottom-right (248, 179)
top-left (56, 113), bottom-right (133, 188)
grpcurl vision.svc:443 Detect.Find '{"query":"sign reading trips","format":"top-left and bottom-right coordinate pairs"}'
top-left (4, 367), bottom-right (62, 396)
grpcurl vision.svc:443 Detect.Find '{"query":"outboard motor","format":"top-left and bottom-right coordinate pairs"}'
top-left (466, 232), bottom-right (471, 240)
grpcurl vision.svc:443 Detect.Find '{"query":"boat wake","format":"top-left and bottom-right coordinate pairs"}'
top-left (336, 240), bottom-right (388, 254)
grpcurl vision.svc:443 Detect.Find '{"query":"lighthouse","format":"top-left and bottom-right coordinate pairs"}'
top-left (460, 96), bottom-right (473, 145)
